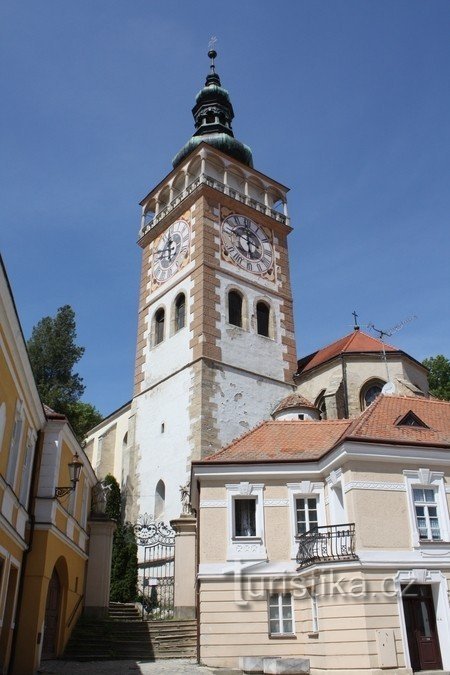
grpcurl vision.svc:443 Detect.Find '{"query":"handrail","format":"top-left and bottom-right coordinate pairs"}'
top-left (66, 593), bottom-right (84, 628)
top-left (296, 523), bottom-right (358, 570)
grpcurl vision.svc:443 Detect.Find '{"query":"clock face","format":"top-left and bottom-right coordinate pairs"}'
top-left (152, 219), bottom-right (190, 284)
top-left (221, 214), bottom-right (274, 275)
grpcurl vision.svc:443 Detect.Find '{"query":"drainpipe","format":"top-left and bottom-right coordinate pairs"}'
top-left (195, 480), bottom-right (201, 664)
top-left (8, 429), bottom-right (43, 675)
top-left (341, 355), bottom-right (349, 419)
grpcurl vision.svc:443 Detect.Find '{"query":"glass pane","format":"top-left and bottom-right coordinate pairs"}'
top-left (413, 488), bottom-right (424, 502)
top-left (424, 489), bottom-right (435, 503)
top-left (268, 594), bottom-right (278, 607)
top-left (282, 619), bottom-right (293, 633)
top-left (428, 507), bottom-right (437, 517)
top-left (269, 606), bottom-right (279, 619)
top-left (270, 620), bottom-right (280, 634)
top-left (415, 506), bottom-right (425, 517)
top-left (282, 594), bottom-right (292, 606)
top-left (235, 499), bottom-right (256, 536)
top-left (307, 498), bottom-right (316, 509)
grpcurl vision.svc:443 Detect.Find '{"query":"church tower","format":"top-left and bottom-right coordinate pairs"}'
top-left (124, 50), bottom-right (297, 523)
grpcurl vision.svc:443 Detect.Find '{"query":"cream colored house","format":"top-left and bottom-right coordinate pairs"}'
top-left (191, 394), bottom-right (450, 674)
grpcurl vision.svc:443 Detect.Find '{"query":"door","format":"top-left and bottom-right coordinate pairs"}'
top-left (42, 569), bottom-right (60, 659)
top-left (402, 584), bottom-right (442, 671)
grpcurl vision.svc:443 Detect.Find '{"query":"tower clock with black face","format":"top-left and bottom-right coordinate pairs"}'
top-left (221, 214), bottom-right (273, 275)
top-left (152, 219), bottom-right (190, 285)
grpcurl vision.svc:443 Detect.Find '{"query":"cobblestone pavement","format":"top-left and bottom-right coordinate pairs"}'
top-left (38, 659), bottom-right (227, 675)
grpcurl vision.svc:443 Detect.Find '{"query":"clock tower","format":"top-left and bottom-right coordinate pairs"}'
top-left (124, 50), bottom-right (297, 523)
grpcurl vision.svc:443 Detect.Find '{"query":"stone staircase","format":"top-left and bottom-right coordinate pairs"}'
top-left (63, 602), bottom-right (197, 660)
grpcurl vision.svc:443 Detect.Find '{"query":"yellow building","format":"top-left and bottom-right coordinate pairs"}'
top-left (0, 257), bottom-right (114, 675)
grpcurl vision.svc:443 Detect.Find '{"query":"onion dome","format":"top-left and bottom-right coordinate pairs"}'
top-left (172, 49), bottom-right (253, 168)
top-left (272, 394), bottom-right (320, 421)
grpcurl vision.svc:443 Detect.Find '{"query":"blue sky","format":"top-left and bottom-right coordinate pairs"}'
top-left (1, 1), bottom-right (449, 416)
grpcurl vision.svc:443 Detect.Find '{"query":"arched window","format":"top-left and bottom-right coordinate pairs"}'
top-left (256, 301), bottom-right (270, 337)
top-left (228, 291), bottom-right (243, 327)
top-left (174, 293), bottom-right (186, 332)
top-left (154, 480), bottom-right (165, 520)
top-left (154, 308), bottom-right (165, 345)
top-left (315, 391), bottom-right (327, 420)
top-left (360, 379), bottom-right (385, 410)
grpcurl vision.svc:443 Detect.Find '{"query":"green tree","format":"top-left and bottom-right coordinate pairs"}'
top-left (109, 523), bottom-right (138, 603)
top-left (423, 355), bottom-right (450, 401)
top-left (27, 305), bottom-right (102, 439)
top-left (104, 474), bottom-right (138, 603)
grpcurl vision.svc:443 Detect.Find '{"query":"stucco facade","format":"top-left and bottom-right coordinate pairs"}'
top-left (192, 396), bottom-right (450, 673)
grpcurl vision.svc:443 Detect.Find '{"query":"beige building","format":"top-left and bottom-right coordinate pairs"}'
top-left (294, 328), bottom-right (429, 421)
top-left (191, 394), bottom-right (450, 674)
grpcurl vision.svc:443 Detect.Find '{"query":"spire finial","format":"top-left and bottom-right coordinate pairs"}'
top-left (352, 310), bottom-right (360, 331)
top-left (208, 36), bottom-right (218, 73)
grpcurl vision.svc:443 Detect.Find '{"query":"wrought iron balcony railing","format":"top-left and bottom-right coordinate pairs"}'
top-left (296, 523), bottom-right (358, 569)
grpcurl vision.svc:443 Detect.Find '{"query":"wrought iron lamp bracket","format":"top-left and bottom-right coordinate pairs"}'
top-left (54, 485), bottom-right (75, 499)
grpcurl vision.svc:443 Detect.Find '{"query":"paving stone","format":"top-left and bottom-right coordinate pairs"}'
top-left (38, 658), bottom-right (217, 674)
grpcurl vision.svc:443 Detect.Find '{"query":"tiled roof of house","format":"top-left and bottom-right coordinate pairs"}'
top-left (296, 329), bottom-right (399, 375)
top-left (272, 393), bottom-right (317, 415)
top-left (205, 419), bottom-right (352, 463)
top-left (345, 394), bottom-right (450, 446)
top-left (202, 395), bottom-right (450, 464)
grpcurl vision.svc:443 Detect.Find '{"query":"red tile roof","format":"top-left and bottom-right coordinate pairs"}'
top-left (205, 419), bottom-right (352, 463)
top-left (296, 329), bottom-right (399, 375)
top-left (201, 395), bottom-right (450, 464)
top-left (43, 404), bottom-right (66, 421)
top-left (272, 393), bottom-right (317, 415)
top-left (345, 394), bottom-right (450, 446)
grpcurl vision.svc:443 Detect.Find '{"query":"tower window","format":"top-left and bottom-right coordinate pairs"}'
top-left (154, 308), bottom-right (165, 345)
top-left (174, 293), bottom-right (186, 332)
top-left (228, 291), bottom-right (243, 328)
top-left (256, 301), bottom-right (270, 337)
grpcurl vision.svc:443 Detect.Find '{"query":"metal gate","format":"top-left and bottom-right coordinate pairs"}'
top-left (134, 514), bottom-right (175, 620)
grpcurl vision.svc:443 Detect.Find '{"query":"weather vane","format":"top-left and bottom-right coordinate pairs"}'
top-left (208, 36), bottom-right (218, 72)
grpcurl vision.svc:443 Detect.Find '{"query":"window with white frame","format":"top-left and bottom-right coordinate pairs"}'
top-left (268, 592), bottom-right (294, 636)
top-left (19, 430), bottom-right (35, 508)
top-left (6, 401), bottom-right (24, 488)
top-left (404, 469), bottom-right (450, 546)
top-left (413, 487), bottom-right (441, 540)
top-left (234, 498), bottom-right (256, 537)
top-left (295, 497), bottom-right (318, 535)
top-left (287, 482), bottom-right (325, 558)
top-left (226, 482), bottom-right (267, 561)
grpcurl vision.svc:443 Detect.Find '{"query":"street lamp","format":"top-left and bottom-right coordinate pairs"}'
top-left (54, 453), bottom-right (83, 499)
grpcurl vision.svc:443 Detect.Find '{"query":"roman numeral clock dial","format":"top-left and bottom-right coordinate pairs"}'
top-left (221, 214), bottom-right (274, 277)
top-left (152, 219), bottom-right (190, 286)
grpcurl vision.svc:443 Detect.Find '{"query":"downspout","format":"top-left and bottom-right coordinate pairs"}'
top-left (195, 479), bottom-right (201, 664)
top-left (8, 429), bottom-right (43, 675)
top-left (341, 355), bottom-right (349, 419)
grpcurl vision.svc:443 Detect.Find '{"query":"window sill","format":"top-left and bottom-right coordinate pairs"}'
top-left (269, 634), bottom-right (297, 640)
top-left (308, 632), bottom-right (319, 639)
top-left (232, 536), bottom-right (262, 542)
top-left (417, 539), bottom-right (449, 546)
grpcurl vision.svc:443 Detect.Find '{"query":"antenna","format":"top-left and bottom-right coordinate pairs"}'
top-left (366, 315), bottom-right (418, 385)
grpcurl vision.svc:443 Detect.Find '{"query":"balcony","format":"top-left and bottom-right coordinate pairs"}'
top-left (296, 523), bottom-right (358, 569)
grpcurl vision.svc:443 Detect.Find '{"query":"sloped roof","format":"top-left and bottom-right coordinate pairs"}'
top-left (272, 393), bottom-right (317, 415)
top-left (201, 395), bottom-right (450, 465)
top-left (345, 394), bottom-right (450, 446)
top-left (43, 404), bottom-right (66, 421)
top-left (296, 329), bottom-right (399, 375)
top-left (205, 419), bottom-right (352, 463)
